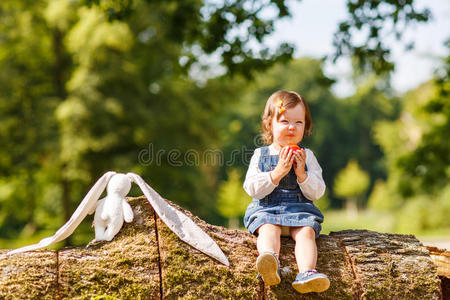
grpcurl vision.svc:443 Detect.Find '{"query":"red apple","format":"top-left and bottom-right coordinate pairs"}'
top-left (287, 144), bottom-right (301, 152)
top-left (287, 144), bottom-right (303, 167)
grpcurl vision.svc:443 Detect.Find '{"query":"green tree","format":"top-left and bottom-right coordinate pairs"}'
top-left (332, 0), bottom-right (431, 74)
top-left (396, 45), bottom-right (450, 196)
top-left (83, 0), bottom-right (432, 75)
top-left (334, 160), bottom-right (370, 217)
top-left (367, 179), bottom-right (394, 211)
top-left (0, 0), bottom-right (71, 242)
top-left (338, 75), bottom-right (400, 204)
top-left (83, 0), bottom-right (296, 78)
top-left (373, 49), bottom-right (450, 233)
top-left (216, 169), bottom-right (250, 229)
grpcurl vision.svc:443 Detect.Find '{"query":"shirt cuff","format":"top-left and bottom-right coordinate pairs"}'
top-left (297, 172), bottom-right (310, 187)
top-left (267, 172), bottom-right (279, 187)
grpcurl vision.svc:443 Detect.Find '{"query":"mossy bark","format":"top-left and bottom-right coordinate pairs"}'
top-left (329, 230), bottom-right (442, 299)
top-left (0, 250), bottom-right (58, 299)
top-left (57, 197), bottom-right (160, 299)
top-left (1, 197), bottom-right (160, 300)
top-left (157, 215), bottom-right (263, 299)
top-left (0, 196), bottom-right (445, 299)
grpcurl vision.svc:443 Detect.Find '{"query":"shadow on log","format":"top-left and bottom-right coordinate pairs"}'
top-left (0, 196), bottom-right (447, 299)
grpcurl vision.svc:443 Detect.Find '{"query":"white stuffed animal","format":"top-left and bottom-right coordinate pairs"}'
top-left (91, 173), bottom-right (134, 242)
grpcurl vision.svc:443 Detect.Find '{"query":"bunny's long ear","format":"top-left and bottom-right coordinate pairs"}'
top-left (127, 173), bottom-right (229, 266)
top-left (7, 171), bottom-right (117, 255)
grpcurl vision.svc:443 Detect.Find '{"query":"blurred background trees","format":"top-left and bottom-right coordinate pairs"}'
top-left (333, 160), bottom-right (370, 218)
top-left (216, 169), bottom-right (250, 229)
top-left (0, 0), bottom-right (447, 248)
top-left (373, 45), bottom-right (450, 234)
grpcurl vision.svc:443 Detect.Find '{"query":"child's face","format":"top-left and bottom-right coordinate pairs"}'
top-left (271, 103), bottom-right (305, 147)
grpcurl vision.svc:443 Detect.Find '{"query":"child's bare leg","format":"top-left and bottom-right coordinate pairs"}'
top-left (291, 226), bottom-right (330, 293)
top-left (257, 223), bottom-right (282, 256)
top-left (290, 226), bottom-right (317, 272)
top-left (256, 223), bottom-right (282, 286)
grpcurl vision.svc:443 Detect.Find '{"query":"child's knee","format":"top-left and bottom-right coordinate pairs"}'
top-left (292, 226), bottom-right (316, 240)
top-left (258, 223), bottom-right (282, 236)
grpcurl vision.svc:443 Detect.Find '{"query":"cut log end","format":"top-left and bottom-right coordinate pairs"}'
top-left (426, 246), bottom-right (450, 278)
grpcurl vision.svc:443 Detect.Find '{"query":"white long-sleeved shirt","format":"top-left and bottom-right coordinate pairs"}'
top-left (243, 144), bottom-right (326, 201)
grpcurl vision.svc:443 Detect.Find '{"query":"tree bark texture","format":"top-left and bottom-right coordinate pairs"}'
top-left (0, 196), bottom-right (446, 299)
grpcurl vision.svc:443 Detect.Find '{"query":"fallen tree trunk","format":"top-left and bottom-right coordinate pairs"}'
top-left (0, 196), bottom-right (446, 299)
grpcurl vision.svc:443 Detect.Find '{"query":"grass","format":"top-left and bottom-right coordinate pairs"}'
top-left (322, 209), bottom-right (396, 235)
top-left (322, 208), bottom-right (450, 239)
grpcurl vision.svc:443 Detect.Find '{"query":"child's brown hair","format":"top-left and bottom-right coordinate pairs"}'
top-left (261, 90), bottom-right (312, 145)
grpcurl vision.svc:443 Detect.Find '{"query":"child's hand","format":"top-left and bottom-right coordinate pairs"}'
top-left (293, 149), bottom-right (307, 183)
top-left (270, 146), bottom-right (295, 185)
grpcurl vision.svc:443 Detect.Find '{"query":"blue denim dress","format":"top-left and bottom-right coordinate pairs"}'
top-left (243, 146), bottom-right (324, 238)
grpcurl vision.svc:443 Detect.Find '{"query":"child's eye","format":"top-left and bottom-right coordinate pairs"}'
top-left (281, 120), bottom-right (289, 124)
top-left (296, 121), bottom-right (303, 124)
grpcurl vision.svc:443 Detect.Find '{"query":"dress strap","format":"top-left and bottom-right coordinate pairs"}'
top-left (260, 146), bottom-right (269, 156)
top-left (257, 146), bottom-right (270, 172)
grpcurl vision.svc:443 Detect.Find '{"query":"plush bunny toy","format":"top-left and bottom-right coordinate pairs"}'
top-left (92, 173), bottom-right (134, 242)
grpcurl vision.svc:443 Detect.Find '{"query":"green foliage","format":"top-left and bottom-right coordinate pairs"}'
top-left (367, 180), bottom-right (396, 211)
top-left (0, 0), bottom-right (63, 241)
top-left (332, 0), bottom-right (431, 74)
top-left (396, 47), bottom-right (450, 196)
top-left (80, 0), bottom-right (297, 78)
top-left (321, 209), bottom-right (396, 235)
top-left (216, 169), bottom-right (250, 228)
top-left (313, 192), bottom-right (331, 212)
top-left (334, 159), bottom-right (370, 198)
top-left (0, 0), bottom-right (237, 245)
top-left (374, 79), bottom-right (447, 196)
top-left (84, 0), bottom-right (433, 76)
top-left (372, 49), bottom-right (450, 233)
top-left (335, 75), bottom-right (400, 192)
